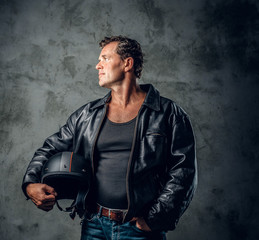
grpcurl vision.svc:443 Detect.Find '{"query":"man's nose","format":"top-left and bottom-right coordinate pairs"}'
top-left (96, 61), bottom-right (102, 70)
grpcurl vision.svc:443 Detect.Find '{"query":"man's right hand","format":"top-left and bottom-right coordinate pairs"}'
top-left (26, 183), bottom-right (57, 212)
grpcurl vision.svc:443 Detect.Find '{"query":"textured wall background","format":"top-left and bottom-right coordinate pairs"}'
top-left (0, 0), bottom-right (259, 239)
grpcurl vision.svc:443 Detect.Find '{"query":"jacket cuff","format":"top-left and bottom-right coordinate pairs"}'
top-left (21, 182), bottom-right (33, 200)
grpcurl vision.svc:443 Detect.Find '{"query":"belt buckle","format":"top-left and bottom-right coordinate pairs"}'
top-left (108, 209), bottom-right (112, 219)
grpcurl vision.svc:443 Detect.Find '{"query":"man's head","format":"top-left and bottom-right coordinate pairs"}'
top-left (98, 36), bottom-right (144, 79)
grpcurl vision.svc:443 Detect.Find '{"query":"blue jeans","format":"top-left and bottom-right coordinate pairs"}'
top-left (81, 208), bottom-right (166, 240)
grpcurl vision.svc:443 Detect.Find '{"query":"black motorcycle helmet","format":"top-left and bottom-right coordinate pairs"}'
top-left (41, 152), bottom-right (92, 218)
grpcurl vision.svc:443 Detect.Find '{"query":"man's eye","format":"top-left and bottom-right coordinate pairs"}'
top-left (105, 58), bottom-right (109, 62)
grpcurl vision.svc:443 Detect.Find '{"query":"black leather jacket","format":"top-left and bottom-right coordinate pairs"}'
top-left (22, 84), bottom-right (197, 232)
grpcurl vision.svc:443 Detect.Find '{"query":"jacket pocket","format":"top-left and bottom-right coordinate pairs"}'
top-left (134, 132), bottom-right (167, 174)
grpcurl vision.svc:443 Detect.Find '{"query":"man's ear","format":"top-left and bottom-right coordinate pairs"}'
top-left (124, 57), bottom-right (134, 73)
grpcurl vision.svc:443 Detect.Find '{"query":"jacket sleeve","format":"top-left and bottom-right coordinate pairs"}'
top-left (21, 111), bottom-right (77, 198)
top-left (144, 112), bottom-right (197, 231)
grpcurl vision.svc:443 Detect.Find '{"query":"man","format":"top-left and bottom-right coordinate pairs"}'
top-left (22, 36), bottom-right (197, 240)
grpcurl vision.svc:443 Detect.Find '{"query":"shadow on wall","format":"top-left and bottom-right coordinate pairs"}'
top-left (192, 0), bottom-right (259, 74)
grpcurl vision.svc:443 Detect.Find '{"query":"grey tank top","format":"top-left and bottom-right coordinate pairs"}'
top-left (95, 116), bottom-right (136, 209)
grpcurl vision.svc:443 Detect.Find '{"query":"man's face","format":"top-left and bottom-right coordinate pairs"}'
top-left (96, 42), bottom-right (125, 88)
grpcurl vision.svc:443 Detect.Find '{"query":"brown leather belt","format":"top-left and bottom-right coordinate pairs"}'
top-left (96, 204), bottom-right (126, 222)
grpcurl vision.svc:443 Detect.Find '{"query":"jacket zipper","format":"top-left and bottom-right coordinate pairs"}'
top-left (123, 106), bottom-right (143, 222)
top-left (91, 104), bottom-right (108, 176)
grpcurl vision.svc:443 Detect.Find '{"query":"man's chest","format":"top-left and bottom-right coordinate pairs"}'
top-left (106, 103), bottom-right (141, 123)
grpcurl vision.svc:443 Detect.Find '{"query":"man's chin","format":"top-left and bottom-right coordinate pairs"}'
top-left (99, 81), bottom-right (110, 89)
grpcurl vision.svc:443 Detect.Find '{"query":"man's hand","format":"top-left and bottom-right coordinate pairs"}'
top-left (130, 217), bottom-right (152, 232)
top-left (26, 183), bottom-right (57, 211)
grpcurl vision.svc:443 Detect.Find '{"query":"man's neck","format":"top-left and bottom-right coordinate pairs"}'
top-left (109, 79), bottom-right (145, 108)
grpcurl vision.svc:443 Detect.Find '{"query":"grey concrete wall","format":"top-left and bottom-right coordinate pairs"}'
top-left (0, 0), bottom-right (259, 239)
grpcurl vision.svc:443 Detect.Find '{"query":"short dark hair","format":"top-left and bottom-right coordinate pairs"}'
top-left (99, 36), bottom-right (144, 78)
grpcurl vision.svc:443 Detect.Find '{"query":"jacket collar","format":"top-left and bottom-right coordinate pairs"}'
top-left (140, 84), bottom-right (160, 111)
top-left (90, 91), bottom-right (111, 109)
top-left (90, 84), bottom-right (160, 111)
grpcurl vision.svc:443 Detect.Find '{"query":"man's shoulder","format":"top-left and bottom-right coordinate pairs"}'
top-left (81, 97), bottom-right (105, 110)
top-left (68, 96), bottom-right (107, 121)
top-left (160, 95), bottom-right (188, 117)
top-left (144, 84), bottom-right (188, 117)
